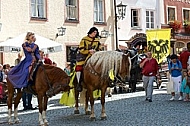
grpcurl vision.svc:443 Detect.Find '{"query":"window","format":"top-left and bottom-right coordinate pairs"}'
top-left (66, 0), bottom-right (78, 21)
top-left (168, 7), bottom-right (175, 22)
top-left (131, 9), bottom-right (140, 27)
top-left (94, 0), bottom-right (104, 23)
top-left (183, 9), bottom-right (190, 23)
top-left (146, 10), bottom-right (154, 29)
top-left (31, 0), bottom-right (46, 19)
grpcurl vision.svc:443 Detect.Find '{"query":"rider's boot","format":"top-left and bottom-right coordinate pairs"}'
top-left (76, 71), bottom-right (82, 92)
top-left (29, 63), bottom-right (38, 81)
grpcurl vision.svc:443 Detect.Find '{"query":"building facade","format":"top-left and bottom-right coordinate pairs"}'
top-left (0, 0), bottom-right (115, 69)
top-left (161, 0), bottom-right (190, 54)
top-left (117, 0), bottom-right (161, 49)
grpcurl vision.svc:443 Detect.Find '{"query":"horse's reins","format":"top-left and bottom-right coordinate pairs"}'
top-left (130, 53), bottom-right (138, 60)
top-left (40, 64), bottom-right (55, 97)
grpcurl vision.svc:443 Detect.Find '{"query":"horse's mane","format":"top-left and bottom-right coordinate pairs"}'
top-left (86, 51), bottom-right (124, 77)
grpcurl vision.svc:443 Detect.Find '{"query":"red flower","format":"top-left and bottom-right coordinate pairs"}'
top-left (169, 20), bottom-right (182, 32)
top-left (185, 25), bottom-right (190, 33)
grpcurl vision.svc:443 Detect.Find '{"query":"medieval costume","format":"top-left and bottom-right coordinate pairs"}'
top-left (75, 27), bottom-right (101, 91)
top-left (8, 42), bottom-right (40, 88)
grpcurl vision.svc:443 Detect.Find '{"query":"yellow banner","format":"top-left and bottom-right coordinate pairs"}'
top-left (146, 29), bottom-right (171, 64)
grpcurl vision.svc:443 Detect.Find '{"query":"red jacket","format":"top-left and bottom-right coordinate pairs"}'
top-left (140, 58), bottom-right (158, 76)
top-left (179, 51), bottom-right (190, 69)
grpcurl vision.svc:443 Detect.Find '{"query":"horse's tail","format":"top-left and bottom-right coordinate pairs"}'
top-left (79, 88), bottom-right (87, 107)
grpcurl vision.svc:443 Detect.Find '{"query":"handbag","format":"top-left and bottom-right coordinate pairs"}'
top-left (76, 52), bottom-right (88, 62)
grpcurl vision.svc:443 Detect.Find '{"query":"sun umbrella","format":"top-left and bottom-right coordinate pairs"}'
top-left (0, 33), bottom-right (63, 53)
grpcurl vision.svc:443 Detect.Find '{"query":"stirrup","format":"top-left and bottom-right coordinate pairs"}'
top-left (76, 83), bottom-right (83, 92)
top-left (109, 82), bottom-right (116, 88)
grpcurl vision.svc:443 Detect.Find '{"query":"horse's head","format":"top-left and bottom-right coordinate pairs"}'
top-left (46, 83), bottom-right (71, 98)
top-left (43, 65), bottom-right (71, 98)
top-left (117, 53), bottom-right (131, 82)
top-left (46, 77), bottom-right (71, 98)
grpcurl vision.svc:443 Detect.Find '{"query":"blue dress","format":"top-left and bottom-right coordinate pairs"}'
top-left (180, 77), bottom-right (190, 93)
top-left (8, 42), bottom-right (40, 88)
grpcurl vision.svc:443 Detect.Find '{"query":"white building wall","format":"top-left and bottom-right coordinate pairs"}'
top-left (0, 0), bottom-right (114, 69)
top-left (117, 0), bottom-right (160, 43)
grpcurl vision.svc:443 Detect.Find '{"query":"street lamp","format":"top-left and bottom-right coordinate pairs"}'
top-left (101, 30), bottom-right (109, 38)
top-left (116, 2), bottom-right (127, 20)
top-left (56, 26), bottom-right (66, 38)
top-left (114, 1), bottom-right (127, 50)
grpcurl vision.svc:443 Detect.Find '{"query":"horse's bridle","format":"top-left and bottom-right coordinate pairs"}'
top-left (39, 64), bottom-right (58, 97)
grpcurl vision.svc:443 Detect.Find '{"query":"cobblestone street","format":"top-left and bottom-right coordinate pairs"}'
top-left (0, 86), bottom-right (190, 126)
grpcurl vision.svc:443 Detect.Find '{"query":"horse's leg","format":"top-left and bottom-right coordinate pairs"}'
top-left (7, 82), bottom-right (14, 124)
top-left (85, 90), bottom-right (90, 115)
top-left (89, 89), bottom-right (95, 120)
top-left (100, 86), bottom-right (107, 120)
top-left (13, 88), bottom-right (22, 123)
top-left (42, 96), bottom-right (49, 126)
top-left (37, 94), bottom-right (45, 126)
top-left (74, 89), bottom-right (80, 114)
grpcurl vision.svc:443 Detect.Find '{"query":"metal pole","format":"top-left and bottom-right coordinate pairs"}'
top-left (114, 0), bottom-right (118, 50)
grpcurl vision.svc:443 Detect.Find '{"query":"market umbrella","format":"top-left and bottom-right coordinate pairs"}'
top-left (0, 33), bottom-right (63, 53)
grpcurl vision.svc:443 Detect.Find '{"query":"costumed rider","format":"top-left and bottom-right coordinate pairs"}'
top-left (75, 27), bottom-right (102, 92)
top-left (8, 32), bottom-right (41, 90)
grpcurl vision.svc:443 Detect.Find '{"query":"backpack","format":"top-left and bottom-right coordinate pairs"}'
top-left (169, 60), bottom-right (180, 68)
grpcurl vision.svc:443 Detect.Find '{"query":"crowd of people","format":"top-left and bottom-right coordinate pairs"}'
top-left (167, 47), bottom-right (190, 101)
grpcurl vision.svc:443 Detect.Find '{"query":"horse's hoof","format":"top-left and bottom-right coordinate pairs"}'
top-left (90, 116), bottom-right (96, 121)
top-left (85, 111), bottom-right (91, 115)
top-left (90, 117), bottom-right (96, 121)
top-left (14, 120), bottom-right (20, 124)
top-left (39, 124), bottom-right (45, 126)
top-left (101, 116), bottom-right (107, 120)
top-left (74, 110), bottom-right (80, 114)
top-left (108, 94), bottom-right (112, 97)
top-left (44, 122), bottom-right (49, 126)
top-left (8, 122), bottom-right (14, 125)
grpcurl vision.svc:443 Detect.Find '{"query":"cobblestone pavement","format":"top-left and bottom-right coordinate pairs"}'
top-left (0, 87), bottom-right (190, 126)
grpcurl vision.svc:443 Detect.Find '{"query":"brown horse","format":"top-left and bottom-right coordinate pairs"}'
top-left (7, 64), bottom-right (70, 126)
top-left (74, 51), bottom-right (131, 120)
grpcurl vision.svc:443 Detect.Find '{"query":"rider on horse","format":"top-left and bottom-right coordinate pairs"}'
top-left (8, 32), bottom-right (41, 89)
top-left (75, 27), bottom-right (102, 92)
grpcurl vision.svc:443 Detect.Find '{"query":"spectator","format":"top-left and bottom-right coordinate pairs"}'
top-left (179, 47), bottom-right (190, 74)
top-left (44, 53), bottom-right (52, 65)
top-left (64, 62), bottom-right (71, 76)
top-left (168, 54), bottom-right (183, 101)
top-left (180, 70), bottom-right (190, 101)
top-left (140, 51), bottom-right (159, 102)
top-left (15, 53), bottom-right (22, 65)
top-left (0, 64), bottom-right (6, 83)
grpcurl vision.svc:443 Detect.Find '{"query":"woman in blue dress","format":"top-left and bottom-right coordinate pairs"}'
top-left (8, 32), bottom-right (40, 88)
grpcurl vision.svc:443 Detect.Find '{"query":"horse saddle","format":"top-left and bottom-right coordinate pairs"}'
top-left (24, 63), bottom-right (41, 95)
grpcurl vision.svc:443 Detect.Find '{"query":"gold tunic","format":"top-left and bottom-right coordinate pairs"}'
top-left (76, 36), bottom-right (101, 66)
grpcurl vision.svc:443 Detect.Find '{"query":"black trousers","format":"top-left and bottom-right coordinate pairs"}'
top-left (22, 92), bottom-right (32, 109)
